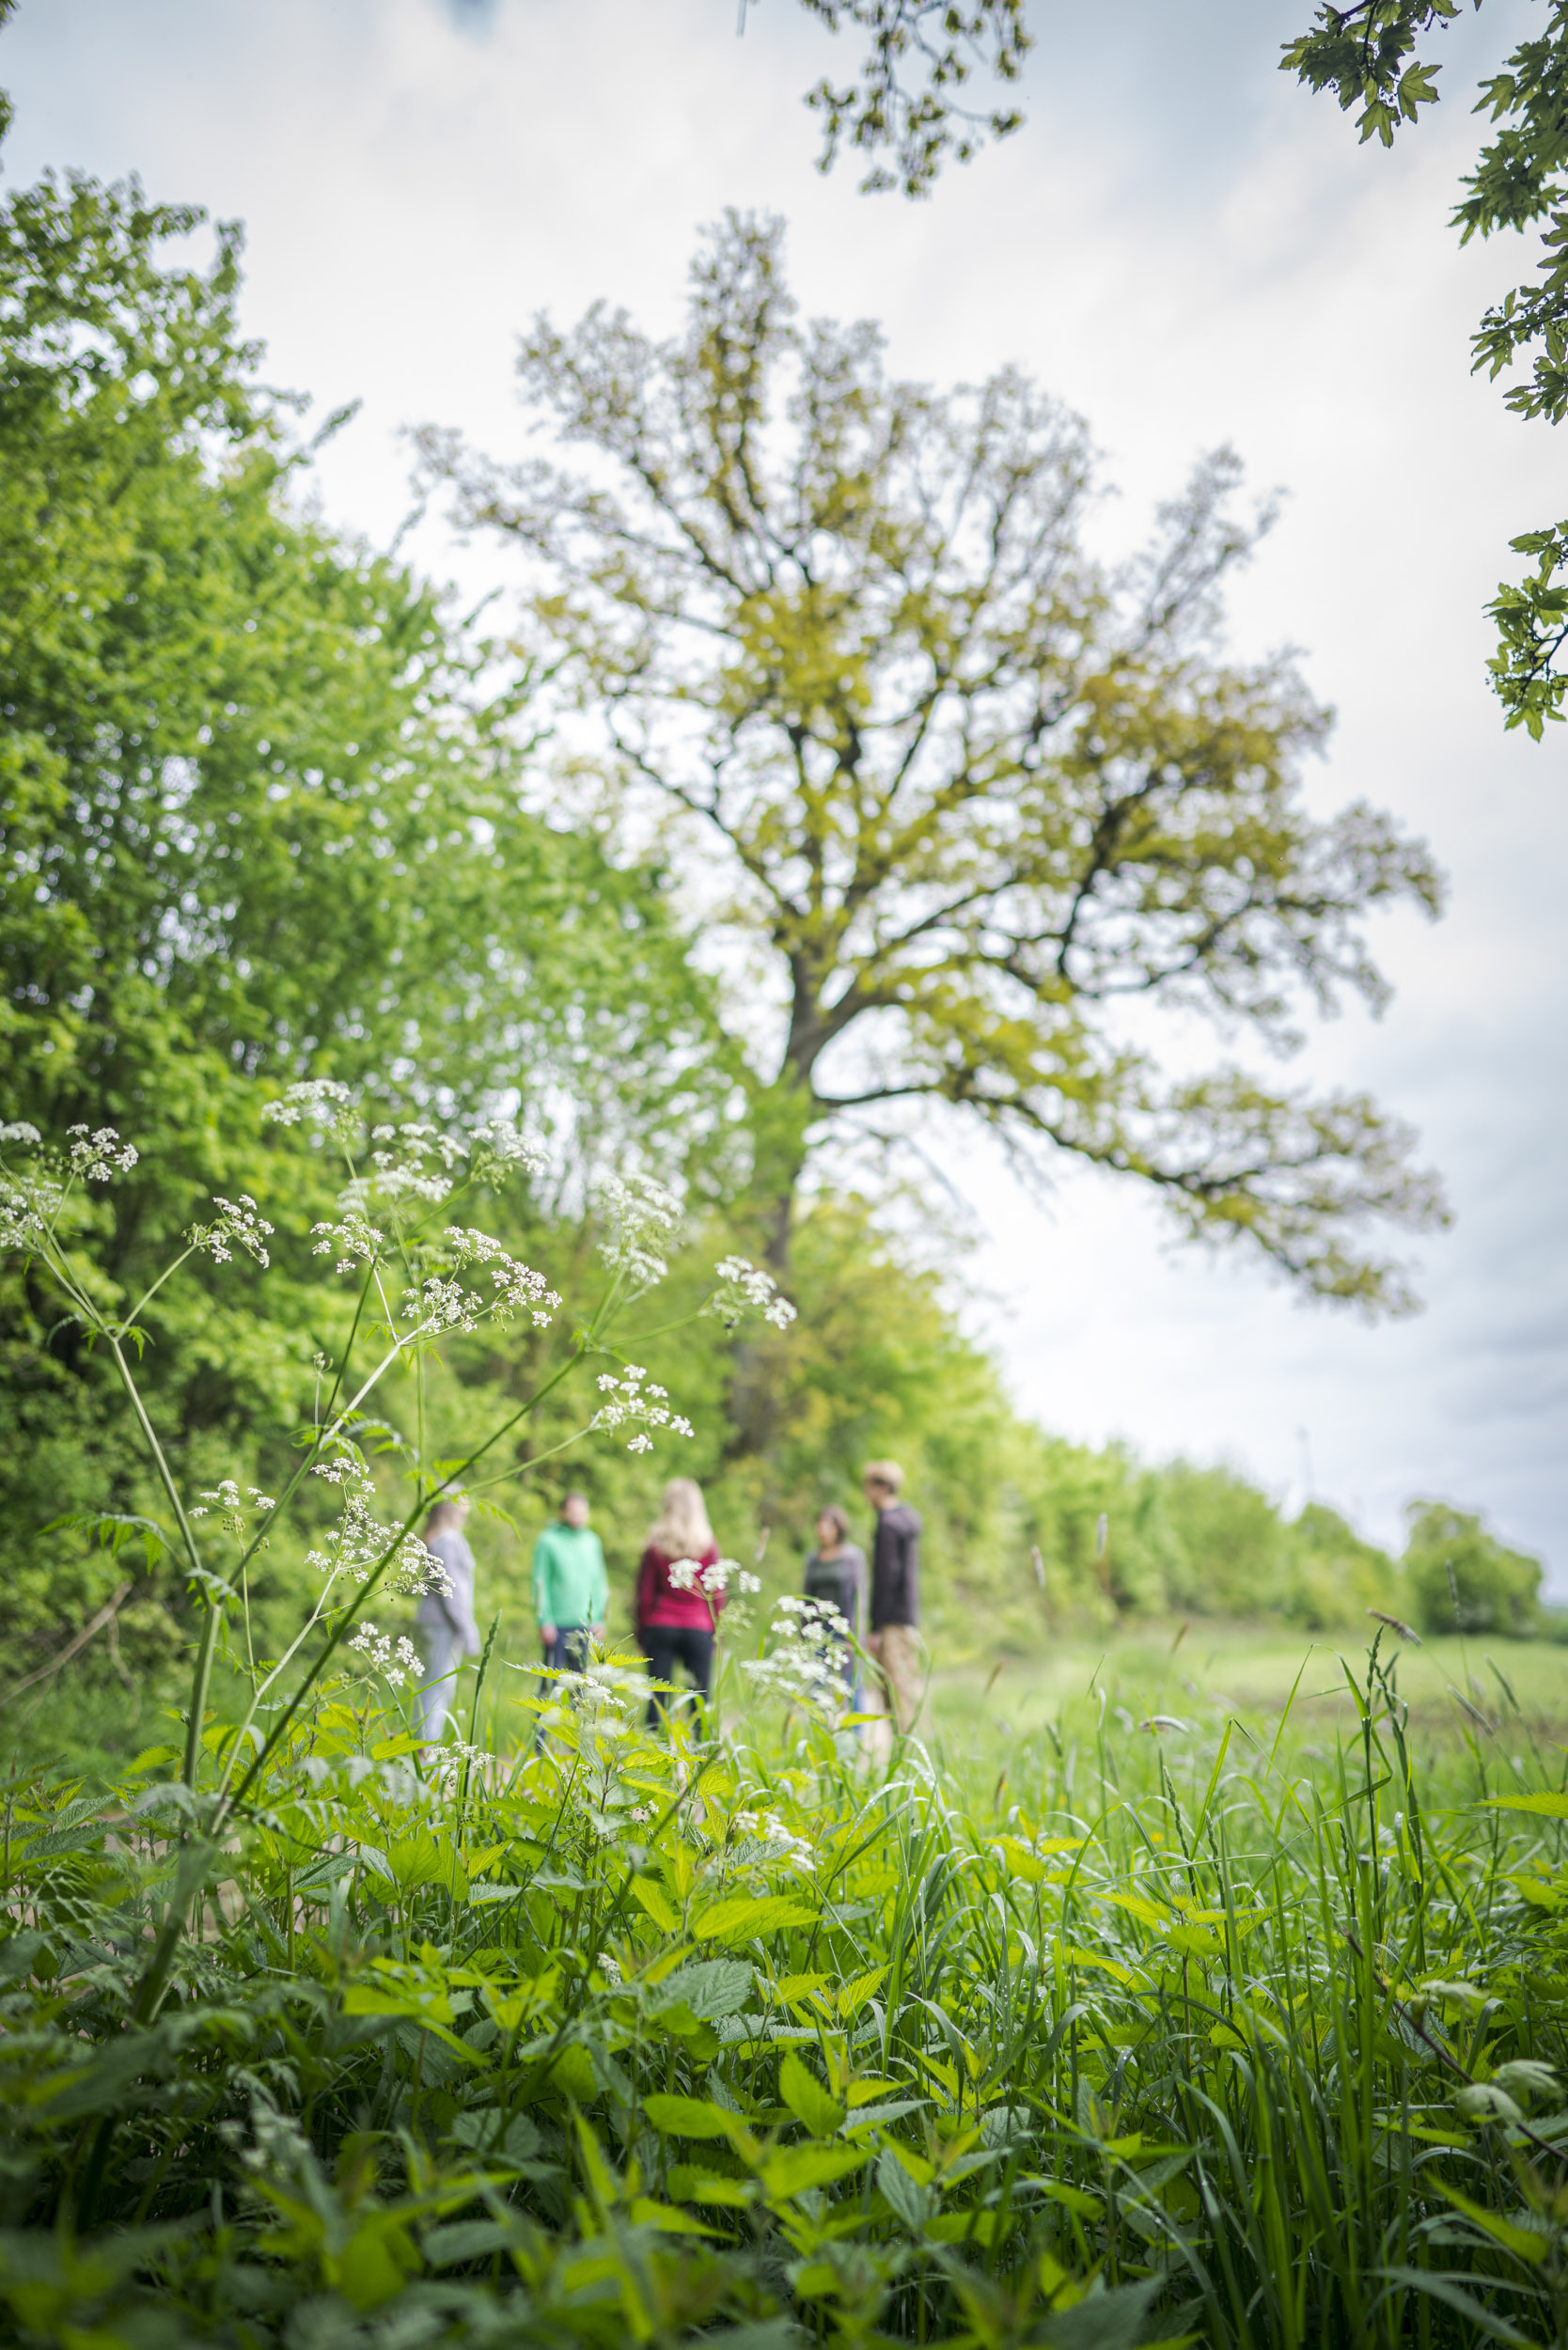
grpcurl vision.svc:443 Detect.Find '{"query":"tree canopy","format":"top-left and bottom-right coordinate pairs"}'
top-left (421, 213), bottom-right (1448, 1312)
top-left (0, 157), bottom-right (729, 1651)
top-left (1285, 0), bottom-right (1568, 734)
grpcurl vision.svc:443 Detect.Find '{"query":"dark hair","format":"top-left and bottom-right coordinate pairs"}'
top-left (817, 1503), bottom-right (851, 1543)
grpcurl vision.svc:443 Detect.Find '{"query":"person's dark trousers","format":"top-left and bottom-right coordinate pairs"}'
top-left (543, 1626), bottom-right (591, 1681)
top-left (535, 1625), bottom-right (592, 1745)
top-left (642, 1624), bottom-right (714, 1731)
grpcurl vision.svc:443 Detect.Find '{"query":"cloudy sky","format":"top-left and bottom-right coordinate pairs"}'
top-left (6, 0), bottom-right (1566, 1579)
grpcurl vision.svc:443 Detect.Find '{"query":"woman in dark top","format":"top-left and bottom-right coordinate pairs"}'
top-left (803, 1503), bottom-right (866, 1703)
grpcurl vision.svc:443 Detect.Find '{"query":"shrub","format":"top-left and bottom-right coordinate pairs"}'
top-left (1405, 1499), bottom-right (1544, 1637)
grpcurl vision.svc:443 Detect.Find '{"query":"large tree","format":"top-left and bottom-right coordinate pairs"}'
top-left (420, 213), bottom-right (1447, 1313)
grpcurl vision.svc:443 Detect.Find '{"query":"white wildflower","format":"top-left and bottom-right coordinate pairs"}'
top-left (596, 1172), bottom-right (681, 1289)
top-left (709, 1256), bottom-right (796, 1332)
top-left (191, 1480), bottom-right (277, 1543)
top-left (305, 1470), bottom-right (441, 1597)
top-left (472, 1120), bottom-right (547, 1177)
top-left (445, 1228), bottom-right (559, 1327)
top-left (262, 1080), bottom-right (358, 1143)
top-left (67, 1124), bottom-right (138, 1180)
top-left (348, 1623), bottom-right (424, 1687)
top-left (669, 1555), bottom-right (745, 1596)
top-left (192, 1193), bottom-right (274, 1268)
top-left (311, 1212), bottom-right (384, 1272)
top-left (0, 1122), bottom-right (40, 1148)
top-left (592, 1361), bottom-right (695, 1453)
top-left (0, 1172), bottom-right (60, 1253)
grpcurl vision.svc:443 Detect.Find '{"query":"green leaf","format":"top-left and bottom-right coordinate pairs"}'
top-left (760, 2143), bottom-right (867, 2201)
top-left (643, 2093), bottom-right (736, 2140)
top-left (631, 1874), bottom-right (681, 1933)
top-left (694, 1894), bottom-right (816, 1944)
top-left (777, 2052), bottom-right (844, 2138)
top-left (1433, 2181), bottom-right (1548, 2264)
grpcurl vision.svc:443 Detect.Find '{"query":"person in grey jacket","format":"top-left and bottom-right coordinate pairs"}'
top-left (416, 1495), bottom-right (480, 1743)
top-left (803, 1503), bottom-right (866, 1704)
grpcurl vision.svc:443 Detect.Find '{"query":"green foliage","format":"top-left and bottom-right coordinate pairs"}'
top-left (0, 156), bottom-right (731, 1669)
top-left (2, 1630), bottom-right (1568, 2344)
top-left (793, 0), bottom-right (1031, 196)
top-left (1405, 1497), bottom-right (1545, 1637)
top-left (424, 214), bottom-right (1447, 1313)
top-left (1282, 0), bottom-right (1568, 730)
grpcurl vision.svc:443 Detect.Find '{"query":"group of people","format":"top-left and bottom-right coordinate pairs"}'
top-left (412, 1465), bottom-right (923, 1745)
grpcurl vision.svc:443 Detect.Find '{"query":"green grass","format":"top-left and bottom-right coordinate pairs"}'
top-left (3, 1619), bottom-right (1567, 2348)
top-left (923, 1623), bottom-right (1568, 1745)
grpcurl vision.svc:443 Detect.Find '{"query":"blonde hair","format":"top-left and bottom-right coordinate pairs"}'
top-left (863, 1459), bottom-right (904, 1496)
top-left (650, 1476), bottom-right (714, 1559)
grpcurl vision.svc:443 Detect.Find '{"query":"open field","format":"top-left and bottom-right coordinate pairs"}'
top-left (923, 1625), bottom-right (1568, 1749)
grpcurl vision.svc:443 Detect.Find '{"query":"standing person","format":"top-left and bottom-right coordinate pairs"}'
top-left (863, 1460), bottom-right (923, 1744)
top-left (803, 1504), bottom-right (866, 1705)
top-left (532, 1489), bottom-right (609, 1692)
top-left (635, 1477), bottom-right (724, 1731)
top-left (415, 1494), bottom-right (480, 1745)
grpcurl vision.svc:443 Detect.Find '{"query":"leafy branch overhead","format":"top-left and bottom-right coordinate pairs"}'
top-left (1282, 0), bottom-right (1568, 733)
top-left (787, 0), bottom-right (1031, 196)
top-left (420, 213), bottom-right (1448, 1314)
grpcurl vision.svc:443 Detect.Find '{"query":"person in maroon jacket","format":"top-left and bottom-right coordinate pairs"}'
top-left (635, 1476), bottom-right (726, 1730)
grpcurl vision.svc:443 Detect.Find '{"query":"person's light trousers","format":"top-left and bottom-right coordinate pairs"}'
top-left (419, 1625), bottom-right (463, 1744)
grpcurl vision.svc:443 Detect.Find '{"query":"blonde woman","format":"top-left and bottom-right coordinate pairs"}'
top-left (635, 1476), bottom-right (723, 1729)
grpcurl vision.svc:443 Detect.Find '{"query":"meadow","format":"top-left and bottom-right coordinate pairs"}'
top-left (4, 1606), bottom-right (1567, 2348)
top-left (4, 1106), bottom-right (1566, 2350)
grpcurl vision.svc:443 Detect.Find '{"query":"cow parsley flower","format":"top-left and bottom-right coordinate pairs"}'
top-left (592, 1363), bottom-right (695, 1452)
top-left (0, 1172), bottom-right (61, 1253)
top-left (67, 1124), bottom-right (138, 1180)
top-left (310, 1212), bottom-right (385, 1272)
top-left (348, 1623), bottom-right (423, 1687)
top-left (445, 1229), bottom-right (559, 1327)
top-left (189, 1480), bottom-right (276, 1542)
top-left (709, 1256), bottom-right (796, 1331)
top-left (668, 1555), bottom-right (752, 1596)
top-left (472, 1120), bottom-right (547, 1177)
top-left (192, 1193), bottom-right (274, 1267)
top-left (596, 1173), bottom-right (681, 1288)
top-left (262, 1080), bottom-right (358, 1144)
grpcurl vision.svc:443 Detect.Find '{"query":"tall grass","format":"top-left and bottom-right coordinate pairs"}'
top-left (2, 1107), bottom-right (1566, 2346)
top-left (2, 1626), bottom-right (1566, 2346)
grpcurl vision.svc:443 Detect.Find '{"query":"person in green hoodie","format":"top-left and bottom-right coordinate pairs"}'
top-left (532, 1491), bottom-right (609, 1690)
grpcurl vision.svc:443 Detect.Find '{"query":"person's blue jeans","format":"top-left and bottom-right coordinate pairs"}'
top-left (541, 1624), bottom-right (591, 1691)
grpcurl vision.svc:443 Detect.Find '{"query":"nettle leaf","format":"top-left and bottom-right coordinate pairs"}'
top-left (877, 2146), bottom-right (935, 2231)
top-left (654, 1959), bottom-right (755, 2020)
top-left (694, 1895), bottom-right (816, 1945)
top-left (777, 2052), bottom-right (843, 2138)
top-left (760, 2142), bottom-right (866, 2202)
top-left (644, 2093), bottom-right (736, 2140)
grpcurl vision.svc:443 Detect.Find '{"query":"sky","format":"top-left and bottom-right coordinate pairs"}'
top-left (5, 0), bottom-right (1567, 1580)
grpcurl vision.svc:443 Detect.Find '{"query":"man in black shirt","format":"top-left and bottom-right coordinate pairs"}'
top-left (863, 1459), bottom-right (922, 1741)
